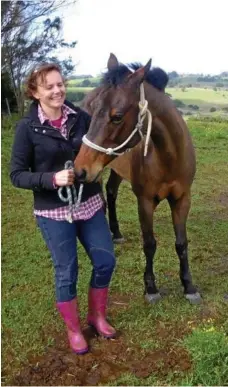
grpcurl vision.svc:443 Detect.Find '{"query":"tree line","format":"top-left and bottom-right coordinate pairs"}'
top-left (1, 0), bottom-right (77, 116)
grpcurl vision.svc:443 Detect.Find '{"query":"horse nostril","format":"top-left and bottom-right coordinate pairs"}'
top-left (76, 168), bottom-right (87, 182)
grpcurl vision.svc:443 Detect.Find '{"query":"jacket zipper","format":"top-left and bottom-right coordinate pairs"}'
top-left (67, 121), bottom-right (77, 140)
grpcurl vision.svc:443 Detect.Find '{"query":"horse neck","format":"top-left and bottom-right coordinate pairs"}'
top-left (144, 83), bottom-right (187, 148)
top-left (142, 84), bottom-right (188, 169)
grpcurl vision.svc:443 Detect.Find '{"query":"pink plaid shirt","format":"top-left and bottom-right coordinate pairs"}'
top-left (34, 104), bottom-right (103, 221)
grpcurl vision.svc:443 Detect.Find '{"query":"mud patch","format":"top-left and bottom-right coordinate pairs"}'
top-left (10, 318), bottom-right (192, 386)
top-left (131, 347), bottom-right (191, 379)
top-left (207, 255), bottom-right (228, 276)
top-left (11, 333), bottom-right (192, 386)
top-left (218, 193), bottom-right (228, 207)
top-left (11, 332), bottom-right (130, 386)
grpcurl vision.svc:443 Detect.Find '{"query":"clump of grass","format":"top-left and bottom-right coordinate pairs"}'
top-left (181, 326), bottom-right (228, 386)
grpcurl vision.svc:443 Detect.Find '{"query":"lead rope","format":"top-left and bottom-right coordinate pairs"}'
top-left (58, 161), bottom-right (84, 223)
top-left (138, 83), bottom-right (153, 157)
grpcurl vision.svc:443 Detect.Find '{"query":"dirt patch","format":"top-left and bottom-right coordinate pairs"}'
top-left (207, 255), bottom-right (228, 276)
top-left (9, 318), bottom-right (192, 386)
top-left (130, 347), bottom-right (191, 379)
top-left (129, 321), bottom-right (192, 379)
top-left (4, 295), bottom-right (194, 386)
top-left (11, 330), bottom-right (192, 386)
top-left (218, 193), bottom-right (228, 207)
top-left (11, 332), bottom-right (131, 386)
top-left (6, 296), bottom-right (225, 386)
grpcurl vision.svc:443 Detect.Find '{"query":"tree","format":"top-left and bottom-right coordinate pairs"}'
top-left (81, 79), bottom-right (91, 87)
top-left (1, 1), bottom-right (76, 36)
top-left (168, 71), bottom-right (179, 79)
top-left (1, 1), bottom-right (77, 115)
top-left (1, 71), bottom-right (17, 113)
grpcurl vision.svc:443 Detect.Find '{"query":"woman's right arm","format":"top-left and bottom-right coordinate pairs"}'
top-left (10, 120), bottom-right (56, 191)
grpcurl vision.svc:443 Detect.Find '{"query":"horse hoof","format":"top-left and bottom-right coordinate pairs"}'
top-left (113, 237), bottom-right (125, 244)
top-left (145, 293), bottom-right (162, 304)
top-left (185, 292), bottom-right (202, 304)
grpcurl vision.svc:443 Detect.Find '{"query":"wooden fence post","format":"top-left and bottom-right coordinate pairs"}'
top-left (5, 98), bottom-right (12, 117)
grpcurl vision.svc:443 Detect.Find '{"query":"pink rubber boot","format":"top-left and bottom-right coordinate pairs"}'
top-left (87, 287), bottom-right (116, 338)
top-left (57, 298), bottom-right (88, 354)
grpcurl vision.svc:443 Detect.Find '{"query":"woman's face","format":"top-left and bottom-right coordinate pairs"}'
top-left (33, 70), bottom-right (66, 110)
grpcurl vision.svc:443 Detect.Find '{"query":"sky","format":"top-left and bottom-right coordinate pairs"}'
top-left (60, 0), bottom-right (228, 76)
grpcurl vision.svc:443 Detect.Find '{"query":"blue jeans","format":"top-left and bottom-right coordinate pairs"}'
top-left (36, 208), bottom-right (116, 302)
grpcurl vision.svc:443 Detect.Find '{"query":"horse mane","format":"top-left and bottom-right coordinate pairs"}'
top-left (102, 62), bottom-right (169, 91)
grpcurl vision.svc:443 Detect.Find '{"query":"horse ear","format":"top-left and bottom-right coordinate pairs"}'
top-left (143, 59), bottom-right (152, 78)
top-left (128, 59), bottom-right (152, 86)
top-left (107, 53), bottom-right (119, 70)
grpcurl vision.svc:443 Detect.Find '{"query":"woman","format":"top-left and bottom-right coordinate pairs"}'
top-left (10, 63), bottom-right (116, 355)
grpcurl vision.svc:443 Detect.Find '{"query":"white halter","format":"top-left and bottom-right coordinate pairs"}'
top-left (82, 83), bottom-right (152, 157)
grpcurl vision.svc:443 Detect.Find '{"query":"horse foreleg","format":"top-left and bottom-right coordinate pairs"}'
top-left (137, 196), bottom-right (161, 303)
top-left (168, 193), bottom-right (202, 304)
top-left (106, 169), bottom-right (124, 243)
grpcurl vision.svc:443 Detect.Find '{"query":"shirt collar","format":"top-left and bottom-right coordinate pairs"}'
top-left (38, 103), bottom-right (77, 125)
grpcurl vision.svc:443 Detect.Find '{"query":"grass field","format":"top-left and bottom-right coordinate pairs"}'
top-left (67, 86), bottom-right (94, 93)
top-left (2, 115), bottom-right (228, 386)
top-left (68, 77), bottom-right (101, 86)
top-left (166, 87), bottom-right (228, 107)
top-left (67, 85), bottom-right (228, 113)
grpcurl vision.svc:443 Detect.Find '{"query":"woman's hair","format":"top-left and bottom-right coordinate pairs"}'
top-left (25, 63), bottom-right (66, 100)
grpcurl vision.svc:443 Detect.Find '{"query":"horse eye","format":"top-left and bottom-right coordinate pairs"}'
top-left (111, 114), bottom-right (123, 124)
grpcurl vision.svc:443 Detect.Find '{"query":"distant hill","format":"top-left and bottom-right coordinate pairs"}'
top-left (69, 71), bottom-right (228, 89)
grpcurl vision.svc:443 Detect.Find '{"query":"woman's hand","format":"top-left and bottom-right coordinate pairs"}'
top-left (54, 169), bottom-right (75, 187)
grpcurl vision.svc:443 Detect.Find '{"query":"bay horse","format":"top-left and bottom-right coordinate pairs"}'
top-left (74, 53), bottom-right (201, 304)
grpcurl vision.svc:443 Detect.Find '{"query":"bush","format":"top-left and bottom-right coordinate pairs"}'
top-left (189, 116), bottom-right (228, 124)
top-left (90, 81), bottom-right (101, 87)
top-left (81, 79), bottom-right (91, 87)
top-left (1, 71), bottom-right (17, 113)
top-left (173, 99), bottom-right (185, 108)
top-left (210, 107), bottom-right (217, 112)
top-left (66, 90), bottom-right (87, 103)
top-left (1, 113), bottom-right (19, 131)
top-left (188, 104), bottom-right (199, 110)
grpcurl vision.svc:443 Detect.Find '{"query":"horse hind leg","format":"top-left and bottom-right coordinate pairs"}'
top-left (106, 169), bottom-right (124, 244)
top-left (137, 196), bottom-right (161, 303)
top-left (168, 192), bottom-right (202, 304)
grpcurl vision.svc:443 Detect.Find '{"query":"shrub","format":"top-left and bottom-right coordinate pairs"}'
top-left (66, 90), bottom-right (87, 103)
top-left (188, 104), bottom-right (199, 110)
top-left (173, 99), bottom-right (185, 108)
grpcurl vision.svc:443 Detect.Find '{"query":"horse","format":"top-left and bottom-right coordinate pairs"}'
top-left (74, 53), bottom-right (201, 304)
top-left (81, 87), bottom-right (133, 244)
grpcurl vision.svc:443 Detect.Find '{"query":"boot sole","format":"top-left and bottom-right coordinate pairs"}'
top-left (88, 322), bottom-right (116, 339)
top-left (72, 347), bottom-right (89, 355)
